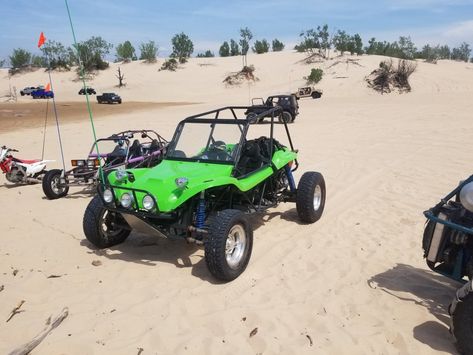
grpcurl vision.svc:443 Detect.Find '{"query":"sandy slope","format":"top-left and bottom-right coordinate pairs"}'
top-left (1, 51), bottom-right (473, 354)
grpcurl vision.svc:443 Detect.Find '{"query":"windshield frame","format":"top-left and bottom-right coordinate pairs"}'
top-left (166, 118), bottom-right (249, 165)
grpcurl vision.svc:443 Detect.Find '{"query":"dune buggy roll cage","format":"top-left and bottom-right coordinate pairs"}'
top-left (166, 106), bottom-right (299, 171)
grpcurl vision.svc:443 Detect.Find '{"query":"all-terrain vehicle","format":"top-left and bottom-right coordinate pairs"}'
top-left (245, 94), bottom-right (299, 124)
top-left (423, 176), bottom-right (473, 354)
top-left (42, 130), bottom-right (167, 200)
top-left (83, 106), bottom-right (326, 281)
top-left (295, 86), bottom-right (323, 99)
top-left (79, 87), bottom-right (97, 95)
top-left (31, 88), bottom-right (54, 99)
top-left (97, 93), bottom-right (122, 104)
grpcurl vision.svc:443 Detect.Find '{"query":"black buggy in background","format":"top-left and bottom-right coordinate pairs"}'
top-left (42, 130), bottom-right (168, 200)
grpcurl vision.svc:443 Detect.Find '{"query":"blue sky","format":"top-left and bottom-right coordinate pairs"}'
top-left (1, 0), bottom-right (472, 60)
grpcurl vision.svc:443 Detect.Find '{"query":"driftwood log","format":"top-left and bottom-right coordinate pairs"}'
top-left (9, 307), bottom-right (69, 355)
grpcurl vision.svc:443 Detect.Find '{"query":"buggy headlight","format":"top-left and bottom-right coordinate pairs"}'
top-left (115, 169), bottom-right (127, 182)
top-left (120, 193), bottom-right (133, 208)
top-left (460, 182), bottom-right (473, 213)
top-left (142, 195), bottom-right (155, 210)
top-left (103, 189), bottom-right (114, 203)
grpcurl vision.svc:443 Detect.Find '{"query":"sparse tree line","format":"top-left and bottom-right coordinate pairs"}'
top-left (2, 25), bottom-right (472, 74)
top-left (294, 24), bottom-right (472, 63)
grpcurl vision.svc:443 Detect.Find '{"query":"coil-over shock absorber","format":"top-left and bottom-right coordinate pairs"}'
top-left (195, 190), bottom-right (206, 228)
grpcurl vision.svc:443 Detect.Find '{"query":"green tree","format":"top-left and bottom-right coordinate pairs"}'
top-left (272, 39), bottom-right (285, 52)
top-left (333, 30), bottom-right (350, 53)
top-left (72, 36), bottom-right (112, 73)
top-left (253, 39), bottom-right (269, 54)
top-left (230, 39), bottom-right (240, 56)
top-left (171, 32), bottom-right (194, 63)
top-left (9, 48), bottom-right (31, 68)
top-left (0, 59), bottom-right (4, 67)
top-left (139, 41), bottom-right (158, 63)
top-left (219, 41), bottom-right (230, 57)
top-left (452, 42), bottom-right (471, 62)
top-left (31, 55), bottom-right (46, 67)
top-left (40, 40), bottom-right (70, 70)
top-left (197, 50), bottom-right (215, 58)
top-left (398, 36), bottom-right (417, 59)
top-left (239, 27), bottom-right (253, 65)
top-left (297, 25), bottom-right (330, 58)
top-left (352, 34), bottom-right (363, 55)
top-left (116, 40), bottom-right (136, 62)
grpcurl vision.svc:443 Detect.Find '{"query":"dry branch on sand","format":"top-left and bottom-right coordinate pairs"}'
top-left (366, 59), bottom-right (417, 94)
top-left (8, 307), bottom-right (69, 355)
top-left (6, 300), bottom-right (25, 323)
top-left (223, 65), bottom-right (259, 86)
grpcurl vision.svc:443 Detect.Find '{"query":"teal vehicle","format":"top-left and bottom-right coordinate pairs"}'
top-left (83, 106), bottom-right (326, 281)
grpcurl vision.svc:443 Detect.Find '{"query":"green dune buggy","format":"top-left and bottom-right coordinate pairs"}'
top-left (83, 106), bottom-right (326, 281)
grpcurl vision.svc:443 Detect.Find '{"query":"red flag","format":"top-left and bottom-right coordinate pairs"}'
top-left (38, 32), bottom-right (46, 48)
top-left (45, 83), bottom-right (51, 92)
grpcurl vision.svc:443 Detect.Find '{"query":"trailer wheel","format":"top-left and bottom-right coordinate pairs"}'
top-left (83, 195), bottom-right (130, 248)
top-left (42, 169), bottom-right (69, 199)
top-left (296, 172), bottom-right (326, 223)
top-left (205, 209), bottom-right (253, 281)
top-left (450, 281), bottom-right (473, 355)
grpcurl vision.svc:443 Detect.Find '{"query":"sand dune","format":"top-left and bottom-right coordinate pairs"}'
top-left (1, 51), bottom-right (473, 354)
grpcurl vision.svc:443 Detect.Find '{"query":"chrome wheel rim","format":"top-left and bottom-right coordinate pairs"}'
top-left (51, 176), bottom-right (65, 194)
top-left (313, 185), bottom-right (322, 210)
top-left (225, 224), bottom-right (246, 269)
top-left (100, 210), bottom-right (123, 237)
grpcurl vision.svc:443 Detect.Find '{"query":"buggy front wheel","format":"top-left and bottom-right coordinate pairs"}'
top-left (296, 172), bottom-right (326, 223)
top-left (205, 209), bottom-right (253, 281)
top-left (83, 195), bottom-right (130, 248)
top-left (42, 169), bottom-right (69, 199)
top-left (450, 281), bottom-right (473, 354)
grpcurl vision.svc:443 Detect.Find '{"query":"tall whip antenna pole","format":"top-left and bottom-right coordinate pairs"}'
top-left (45, 54), bottom-right (67, 175)
top-left (64, 0), bottom-right (105, 185)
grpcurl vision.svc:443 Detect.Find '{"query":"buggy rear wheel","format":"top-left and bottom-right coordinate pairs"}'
top-left (278, 111), bottom-right (293, 124)
top-left (296, 172), bottom-right (326, 223)
top-left (450, 281), bottom-right (473, 354)
top-left (83, 195), bottom-right (130, 248)
top-left (42, 169), bottom-right (69, 199)
top-left (205, 209), bottom-right (253, 281)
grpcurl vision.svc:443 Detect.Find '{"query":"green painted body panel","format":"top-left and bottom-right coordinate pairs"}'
top-left (108, 148), bottom-right (297, 212)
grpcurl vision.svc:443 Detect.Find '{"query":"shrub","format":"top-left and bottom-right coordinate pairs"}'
top-left (305, 68), bottom-right (323, 84)
top-left (9, 48), bottom-right (31, 69)
top-left (253, 39), bottom-right (270, 54)
top-left (160, 58), bottom-right (178, 71)
top-left (72, 37), bottom-right (112, 74)
top-left (272, 39), bottom-right (285, 52)
top-left (197, 50), bottom-right (215, 58)
top-left (366, 59), bottom-right (416, 93)
top-left (219, 42), bottom-right (230, 57)
top-left (223, 65), bottom-right (258, 85)
top-left (139, 41), bottom-right (158, 63)
top-left (40, 40), bottom-right (71, 70)
top-left (230, 39), bottom-right (240, 56)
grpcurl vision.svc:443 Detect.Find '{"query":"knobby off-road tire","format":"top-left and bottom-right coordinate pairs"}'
top-left (205, 209), bottom-right (253, 282)
top-left (450, 280), bottom-right (473, 355)
top-left (296, 172), bottom-right (326, 223)
top-left (42, 169), bottom-right (69, 199)
top-left (83, 195), bottom-right (130, 248)
top-left (278, 111), bottom-right (293, 124)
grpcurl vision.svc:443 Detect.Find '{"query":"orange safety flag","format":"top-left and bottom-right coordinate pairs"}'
top-left (45, 83), bottom-right (51, 92)
top-left (38, 32), bottom-right (46, 48)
